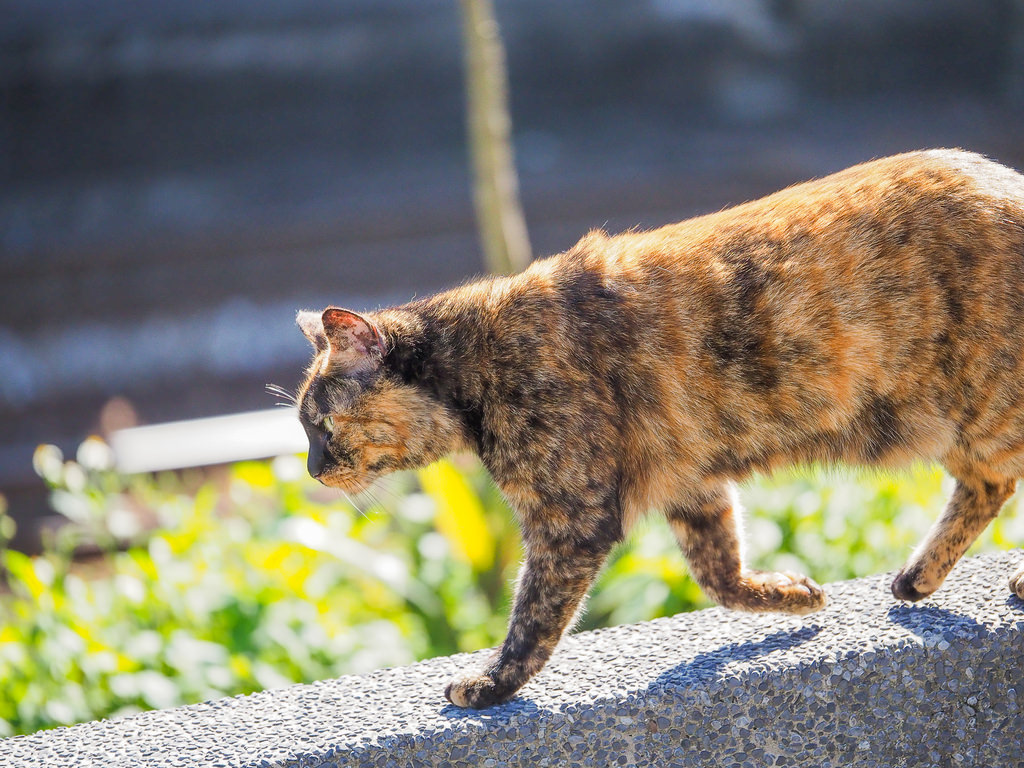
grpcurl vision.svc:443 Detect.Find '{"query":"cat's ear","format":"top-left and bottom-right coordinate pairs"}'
top-left (296, 310), bottom-right (328, 353)
top-left (320, 307), bottom-right (386, 373)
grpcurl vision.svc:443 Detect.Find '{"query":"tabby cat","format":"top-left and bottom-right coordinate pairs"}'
top-left (295, 149), bottom-right (1024, 709)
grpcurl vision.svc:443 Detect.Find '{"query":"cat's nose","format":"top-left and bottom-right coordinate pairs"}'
top-left (307, 434), bottom-right (328, 478)
top-left (307, 450), bottom-right (325, 478)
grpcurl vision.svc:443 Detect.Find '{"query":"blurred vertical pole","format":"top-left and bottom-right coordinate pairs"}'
top-left (459, 0), bottom-right (532, 275)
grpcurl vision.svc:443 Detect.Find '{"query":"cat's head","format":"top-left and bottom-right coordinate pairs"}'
top-left (294, 307), bottom-right (462, 492)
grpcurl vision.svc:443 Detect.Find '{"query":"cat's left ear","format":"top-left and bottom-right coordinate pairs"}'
top-left (320, 307), bottom-right (386, 373)
top-left (296, 310), bottom-right (328, 352)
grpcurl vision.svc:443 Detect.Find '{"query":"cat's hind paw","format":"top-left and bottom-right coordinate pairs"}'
top-left (1009, 564), bottom-right (1024, 601)
top-left (736, 570), bottom-right (827, 615)
top-left (444, 674), bottom-right (510, 709)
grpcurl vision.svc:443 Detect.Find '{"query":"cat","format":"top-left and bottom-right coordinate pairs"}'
top-left (295, 148), bottom-right (1024, 709)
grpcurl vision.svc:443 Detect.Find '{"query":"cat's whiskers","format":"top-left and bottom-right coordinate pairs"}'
top-left (265, 383), bottom-right (298, 406)
top-left (364, 489), bottom-right (395, 514)
top-left (346, 477), bottom-right (388, 512)
top-left (339, 489), bottom-right (372, 521)
top-left (366, 472), bottom-right (411, 504)
top-left (359, 478), bottom-right (403, 504)
top-left (361, 489), bottom-right (386, 513)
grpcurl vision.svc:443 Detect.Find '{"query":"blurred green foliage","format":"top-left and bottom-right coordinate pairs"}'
top-left (2, 442), bottom-right (1022, 736)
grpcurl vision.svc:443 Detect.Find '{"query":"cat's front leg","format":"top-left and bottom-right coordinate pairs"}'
top-left (445, 533), bottom-right (616, 708)
top-left (892, 470), bottom-right (1016, 601)
top-left (666, 483), bottom-right (827, 614)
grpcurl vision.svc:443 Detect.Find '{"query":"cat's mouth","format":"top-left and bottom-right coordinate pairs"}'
top-left (315, 470), bottom-right (372, 495)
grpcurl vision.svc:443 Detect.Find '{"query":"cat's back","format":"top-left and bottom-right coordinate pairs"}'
top-left (598, 149), bottom-right (1024, 277)
top-left (517, 150), bottom-right (1024, 376)
top-left (579, 149), bottom-right (1024, 335)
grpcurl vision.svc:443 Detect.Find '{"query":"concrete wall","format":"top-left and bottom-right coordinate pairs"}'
top-left (3, 549), bottom-right (1022, 767)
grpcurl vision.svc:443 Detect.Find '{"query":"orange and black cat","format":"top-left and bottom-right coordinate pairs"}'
top-left (295, 149), bottom-right (1024, 709)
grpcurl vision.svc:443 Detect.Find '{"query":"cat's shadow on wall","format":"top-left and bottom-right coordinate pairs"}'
top-left (647, 624), bottom-right (823, 694)
top-left (438, 597), bottom-right (1024, 716)
top-left (439, 624), bottom-right (824, 717)
top-left (888, 598), bottom-right (1023, 639)
top-left (646, 598), bottom-right (1024, 697)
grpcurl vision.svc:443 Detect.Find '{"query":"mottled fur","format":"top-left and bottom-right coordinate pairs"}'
top-left (295, 149), bottom-right (1024, 708)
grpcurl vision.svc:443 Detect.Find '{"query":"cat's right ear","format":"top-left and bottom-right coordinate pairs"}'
top-left (296, 310), bottom-right (328, 353)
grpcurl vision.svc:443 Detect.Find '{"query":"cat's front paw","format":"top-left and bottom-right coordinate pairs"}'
top-left (1009, 564), bottom-right (1024, 600)
top-left (444, 675), bottom-right (509, 709)
top-left (891, 559), bottom-right (954, 603)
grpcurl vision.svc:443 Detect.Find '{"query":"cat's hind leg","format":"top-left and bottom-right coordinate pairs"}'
top-left (1009, 563), bottom-right (1024, 600)
top-left (892, 465), bottom-right (1016, 601)
top-left (665, 482), bottom-right (826, 614)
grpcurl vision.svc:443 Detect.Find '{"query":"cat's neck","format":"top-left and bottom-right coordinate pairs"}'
top-left (379, 278), bottom-right (508, 455)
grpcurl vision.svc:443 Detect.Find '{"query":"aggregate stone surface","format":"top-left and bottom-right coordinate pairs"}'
top-left (3, 550), bottom-right (1023, 767)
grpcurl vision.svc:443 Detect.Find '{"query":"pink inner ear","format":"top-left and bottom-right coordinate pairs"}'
top-left (321, 308), bottom-right (384, 370)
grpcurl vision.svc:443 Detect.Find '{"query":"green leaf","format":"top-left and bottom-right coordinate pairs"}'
top-left (418, 460), bottom-right (494, 571)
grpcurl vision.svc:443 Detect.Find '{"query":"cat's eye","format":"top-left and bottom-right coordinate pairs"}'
top-left (322, 416), bottom-right (336, 434)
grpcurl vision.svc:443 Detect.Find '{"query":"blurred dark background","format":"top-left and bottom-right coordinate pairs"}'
top-left (3, 0), bottom-right (1024, 542)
